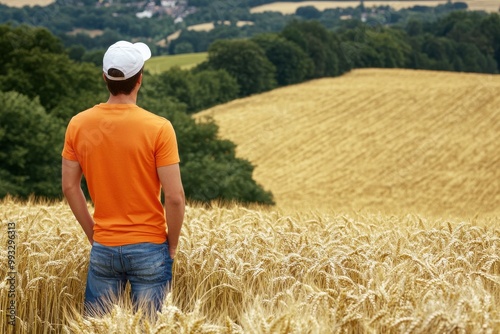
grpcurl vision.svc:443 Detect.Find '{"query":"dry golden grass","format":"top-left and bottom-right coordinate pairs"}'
top-left (196, 69), bottom-right (500, 219)
top-left (465, 0), bottom-right (500, 12)
top-left (158, 22), bottom-right (254, 46)
top-left (250, 1), bottom-right (499, 13)
top-left (1, 198), bottom-right (499, 333)
top-left (187, 21), bottom-right (254, 32)
top-left (66, 28), bottom-right (104, 38)
top-left (0, 0), bottom-right (54, 7)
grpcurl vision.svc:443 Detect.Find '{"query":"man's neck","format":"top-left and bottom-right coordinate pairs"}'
top-left (106, 93), bottom-right (137, 104)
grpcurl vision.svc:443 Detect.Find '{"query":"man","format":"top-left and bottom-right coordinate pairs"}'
top-left (61, 41), bottom-right (185, 318)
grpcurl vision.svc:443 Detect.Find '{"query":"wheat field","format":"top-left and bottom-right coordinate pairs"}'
top-left (1, 69), bottom-right (500, 333)
top-left (3, 0), bottom-right (498, 11)
top-left (250, 1), bottom-right (500, 13)
top-left (187, 21), bottom-right (255, 32)
top-left (0, 0), bottom-right (54, 7)
top-left (1, 198), bottom-right (499, 333)
top-left (197, 68), bottom-right (500, 219)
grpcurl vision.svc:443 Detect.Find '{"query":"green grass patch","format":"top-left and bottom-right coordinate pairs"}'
top-left (146, 52), bottom-right (208, 74)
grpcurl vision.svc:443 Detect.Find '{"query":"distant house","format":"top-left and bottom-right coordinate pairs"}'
top-left (137, 1), bottom-right (155, 19)
top-left (136, 11), bottom-right (153, 18)
top-left (162, 0), bottom-right (176, 7)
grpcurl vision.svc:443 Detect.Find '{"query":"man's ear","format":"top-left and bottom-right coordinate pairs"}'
top-left (102, 73), bottom-right (107, 82)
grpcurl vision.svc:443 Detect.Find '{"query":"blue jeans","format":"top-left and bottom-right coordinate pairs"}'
top-left (84, 240), bottom-right (173, 318)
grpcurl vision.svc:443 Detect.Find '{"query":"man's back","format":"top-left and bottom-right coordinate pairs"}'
top-left (63, 103), bottom-right (180, 246)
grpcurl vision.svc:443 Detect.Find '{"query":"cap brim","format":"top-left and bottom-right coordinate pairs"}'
top-left (133, 42), bottom-right (151, 62)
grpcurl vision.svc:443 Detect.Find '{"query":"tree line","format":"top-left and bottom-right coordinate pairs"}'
top-left (169, 10), bottom-right (499, 108)
top-left (170, 2), bottom-right (474, 55)
top-left (0, 0), bottom-right (481, 57)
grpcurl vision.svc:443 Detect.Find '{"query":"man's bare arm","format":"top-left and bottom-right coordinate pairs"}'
top-left (62, 158), bottom-right (94, 245)
top-left (157, 164), bottom-right (185, 259)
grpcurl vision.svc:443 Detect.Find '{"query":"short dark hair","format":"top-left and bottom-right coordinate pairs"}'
top-left (104, 67), bottom-right (143, 96)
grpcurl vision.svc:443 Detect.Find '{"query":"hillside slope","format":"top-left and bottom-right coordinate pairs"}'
top-left (196, 69), bottom-right (500, 218)
top-left (0, 0), bottom-right (54, 7)
top-left (249, 1), bottom-right (500, 13)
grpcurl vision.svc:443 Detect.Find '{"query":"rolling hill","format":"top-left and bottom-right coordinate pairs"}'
top-left (196, 68), bottom-right (500, 218)
top-left (250, 1), bottom-right (500, 13)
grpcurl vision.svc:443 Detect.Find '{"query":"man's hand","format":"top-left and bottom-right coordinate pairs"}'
top-left (158, 164), bottom-right (185, 261)
top-left (168, 245), bottom-right (177, 259)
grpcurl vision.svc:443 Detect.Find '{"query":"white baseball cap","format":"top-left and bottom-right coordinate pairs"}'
top-left (103, 41), bottom-right (151, 81)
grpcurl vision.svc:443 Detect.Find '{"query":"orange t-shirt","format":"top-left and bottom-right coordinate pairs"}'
top-left (62, 103), bottom-right (180, 246)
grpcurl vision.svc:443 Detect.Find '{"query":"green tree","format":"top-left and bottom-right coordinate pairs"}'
top-left (455, 42), bottom-right (497, 73)
top-left (168, 30), bottom-right (211, 54)
top-left (252, 33), bottom-right (314, 86)
top-left (479, 13), bottom-right (500, 71)
top-left (191, 69), bottom-right (239, 111)
top-left (281, 20), bottom-right (345, 78)
top-left (67, 44), bottom-right (86, 62)
top-left (147, 67), bottom-right (194, 111)
top-left (81, 49), bottom-right (105, 66)
top-left (339, 40), bottom-right (383, 69)
top-left (0, 24), bottom-right (64, 75)
top-left (340, 26), bottom-right (412, 69)
top-left (420, 35), bottom-right (456, 70)
top-left (364, 29), bottom-right (412, 68)
top-left (144, 67), bottom-right (239, 113)
top-left (207, 39), bottom-right (276, 97)
top-left (174, 41), bottom-right (194, 54)
top-left (295, 6), bottom-right (321, 20)
top-left (0, 91), bottom-right (64, 198)
top-left (406, 19), bottom-right (423, 36)
top-left (0, 24), bottom-right (104, 117)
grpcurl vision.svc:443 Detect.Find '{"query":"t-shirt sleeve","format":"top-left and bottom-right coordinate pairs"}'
top-left (155, 121), bottom-right (180, 167)
top-left (61, 119), bottom-right (79, 161)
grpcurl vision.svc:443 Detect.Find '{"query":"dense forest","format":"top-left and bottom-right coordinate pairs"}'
top-left (0, 0), bottom-right (478, 57)
top-left (0, 1), bottom-right (499, 203)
